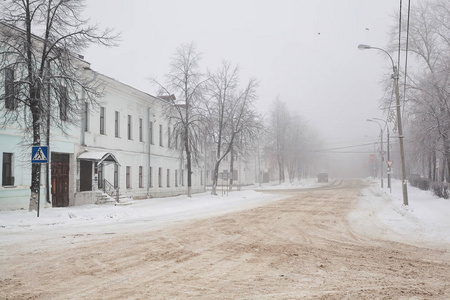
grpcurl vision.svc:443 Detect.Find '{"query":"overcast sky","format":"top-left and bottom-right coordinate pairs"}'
top-left (83, 1), bottom-right (400, 174)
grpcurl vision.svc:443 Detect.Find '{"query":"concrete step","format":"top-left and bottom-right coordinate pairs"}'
top-left (115, 195), bottom-right (134, 206)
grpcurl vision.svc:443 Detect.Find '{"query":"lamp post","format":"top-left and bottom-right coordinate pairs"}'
top-left (359, 44), bottom-right (408, 205)
top-left (367, 119), bottom-right (383, 188)
top-left (373, 117), bottom-right (391, 192)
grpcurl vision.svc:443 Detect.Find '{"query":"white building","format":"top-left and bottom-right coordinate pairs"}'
top-left (0, 59), bottom-right (205, 210)
top-left (75, 70), bottom-right (205, 205)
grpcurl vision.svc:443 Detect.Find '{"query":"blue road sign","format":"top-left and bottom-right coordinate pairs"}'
top-left (32, 146), bottom-right (49, 163)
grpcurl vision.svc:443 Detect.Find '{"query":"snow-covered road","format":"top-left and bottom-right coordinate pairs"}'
top-left (1, 178), bottom-right (449, 248)
top-left (1, 178), bottom-right (449, 299)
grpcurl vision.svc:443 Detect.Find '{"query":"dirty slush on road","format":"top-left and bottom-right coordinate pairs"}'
top-left (1, 179), bottom-right (449, 299)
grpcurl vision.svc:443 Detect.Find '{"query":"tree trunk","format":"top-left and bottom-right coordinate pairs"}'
top-left (29, 88), bottom-right (41, 211)
top-left (211, 160), bottom-right (220, 195)
top-left (185, 144), bottom-right (192, 197)
top-left (432, 150), bottom-right (437, 181)
top-left (229, 146), bottom-right (234, 191)
top-left (278, 157), bottom-right (284, 183)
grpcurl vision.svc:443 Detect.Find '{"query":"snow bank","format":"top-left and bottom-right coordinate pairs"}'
top-left (0, 189), bottom-right (287, 232)
top-left (351, 178), bottom-right (450, 247)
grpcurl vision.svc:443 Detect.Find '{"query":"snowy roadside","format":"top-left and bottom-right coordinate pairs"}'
top-left (0, 188), bottom-right (290, 242)
top-left (0, 179), bottom-right (317, 233)
top-left (350, 178), bottom-right (450, 248)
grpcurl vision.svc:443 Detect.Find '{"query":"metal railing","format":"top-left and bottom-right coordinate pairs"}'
top-left (103, 179), bottom-right (119, 202)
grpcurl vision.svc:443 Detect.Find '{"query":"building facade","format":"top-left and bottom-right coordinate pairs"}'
top-left (0, 61), bottom-right (205, 210)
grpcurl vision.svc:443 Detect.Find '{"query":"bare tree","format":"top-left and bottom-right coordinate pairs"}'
top-left (285, 114), bottom-right (310, 183)
top-left (265, 100), bottom-right (318, 183)
top-left (266, 98), bottom-right (290, 183)
top-left (203, 61), bottom-right (261, 195)
top-left (0, 0), bottom-right (118, 211)
top-left (388, 0), bottom-right (450, 180)
top-left (151, 42), bottom-right (206, 197)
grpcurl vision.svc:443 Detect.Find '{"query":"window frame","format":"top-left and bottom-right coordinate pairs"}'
top-left (59, 85), bottom-right (68, 121)
top-left (167, 169), bottom-right (170, 187)
top-left (139, 166), bottom-right (143, 188)
top-left (139, 118), bottom-right (143, 142)
top-left (2, 152), bottom-right (14, 186)
top-left (84, 102), bottom-right (89, 132)
top-left (100, 106), bottom-right (105, 134)
top-left (115, 111), bottom-right (120, 138)
top-left (127, 115), bottom-right (132, 140)
top-left (150, 166), bottom-right (153, 188)
top-left (4, 68), bottom-right (16, 110)
top-left (149, 121), bottom-right (154, 145)
top-left (126, 166), bottom-right (131, 189)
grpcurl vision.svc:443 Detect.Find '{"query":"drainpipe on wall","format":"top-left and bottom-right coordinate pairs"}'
top-left (81, 88), bottom-right (86, 147)
top-left (147, 107), bottom-right (151, 197)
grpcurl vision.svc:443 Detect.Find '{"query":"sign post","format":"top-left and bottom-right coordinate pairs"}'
top-left (32, 146), bottom-right (49, 217)
top-left (386, 160), bottom-right (394, 194)
top-left (386, 160), bottom-right (394, 168)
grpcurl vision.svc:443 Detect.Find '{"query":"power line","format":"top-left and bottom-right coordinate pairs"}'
top-left (314, 142), bottom-right (380, 152)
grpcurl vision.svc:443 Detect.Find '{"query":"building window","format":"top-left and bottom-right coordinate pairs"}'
top-left (168, 126), bottom-right (171, 148)
top-left (139, 118), bottom-right (143, 142)
top-left (4, 68), bottom-right (16, 110)
top-left (115, 111), bottom-right (120, 137)
top-left (100, 107), bottom-right (105, 134)
top-left (158, 167), bottom-right (162, 187)
top-left (150, 167), bottom-right (153, 188)
top-left (159, 124), bottom-right (163, 147)
top-left (167, 169), bottom-right (170, 187)
top-left (114, 164), bottom-right (118, 188)
top-left (126, 166), bottom-right (131, 189)
top-left (2, 153), bottom-right (14, 186)
top-left (181, 170), bottom-right (184, 186)
top-left (175, 169), bottom-right (178, 187)
top-left (149, 121), bottom-right (154, 145)
top-left (139, 166), bottom-right (143, 188)
top-left (59, 85), bottom-right (68, 121)
top-left (201, 170), bottom-right (203, 185)
top-left (84, 102), bottom-right (89, 132)
top-left (128, 115), bottom-right (132, 140)
top-left (174, 132), bottom-right (177, 149)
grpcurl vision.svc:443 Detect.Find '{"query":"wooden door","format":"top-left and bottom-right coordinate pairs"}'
top-left (51, 153), bottom-right (70, 207)
top-left (80, 160), bottom-right (92, 192)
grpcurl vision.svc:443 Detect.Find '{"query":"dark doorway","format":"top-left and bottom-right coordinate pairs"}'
top-left (80, 160), bottom-right (93, 192)
top-left (51, 153), bottom-right (70, 207)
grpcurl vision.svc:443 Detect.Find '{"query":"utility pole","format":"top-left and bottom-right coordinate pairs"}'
top-left (393, 65), bottom-right (408, 205)
top-left (359, 44), bottom-right (408, 205)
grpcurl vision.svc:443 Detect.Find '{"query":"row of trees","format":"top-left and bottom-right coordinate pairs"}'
top-left (153, 43), bottom-right (321, 195)
top-left (387, 0), bottom-right (450, 182)
top-left (152, 44), bottom-right (263, 196)
top-left (265, 98), bottom-right (320, 183)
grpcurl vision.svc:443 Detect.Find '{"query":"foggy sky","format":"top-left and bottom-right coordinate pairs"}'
top-left (84, 1), bottom-right (401, 177)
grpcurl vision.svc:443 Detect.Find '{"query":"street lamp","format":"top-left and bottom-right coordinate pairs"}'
top-left (372, 118), bottom-right (391, 192)
top-left (367, 119), bottom-right (384, 188)
top-left (359, 44), bottom-right (408, 205)
top-left (367, 118), bottom-right (390, 190)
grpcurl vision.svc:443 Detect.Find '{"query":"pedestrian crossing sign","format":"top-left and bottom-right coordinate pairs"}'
top-left (32, 146), bottom-right (49, 163)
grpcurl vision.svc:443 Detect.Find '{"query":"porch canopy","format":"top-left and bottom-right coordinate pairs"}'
top-left (77, 151), bottom-right (120, 166)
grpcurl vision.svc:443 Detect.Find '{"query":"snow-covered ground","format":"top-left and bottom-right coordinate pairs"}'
top-left (1, 178), bottom-right (449, 248)
top-left (350, 178), bottom-right (450, 248)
